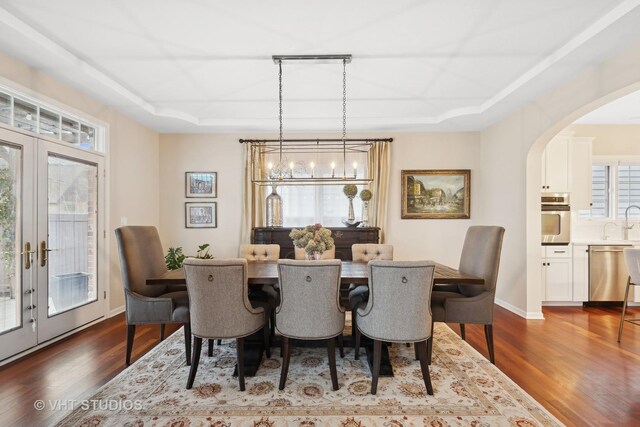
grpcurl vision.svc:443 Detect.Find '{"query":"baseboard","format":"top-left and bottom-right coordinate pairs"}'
top-left (109, 305), bottom-right (125, 317)
top-left (495, 298), bottom-right (545, 320)
top-left (542, 302), bottom-right (583, 307)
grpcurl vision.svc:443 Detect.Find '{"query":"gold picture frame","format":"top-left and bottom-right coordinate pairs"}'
top-left (401, 169), bottom-right (470, 219)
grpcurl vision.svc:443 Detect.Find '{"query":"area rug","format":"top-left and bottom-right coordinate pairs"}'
top-left (56, 324), bottom-right (562, 426)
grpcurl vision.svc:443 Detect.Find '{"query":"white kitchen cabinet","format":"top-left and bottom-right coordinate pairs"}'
top-left (572, 245), bottom-right (589, 301)
top-left (541, 132), bottom-right (572, 192)
top-left (542, 246), bottom-right (573, 301)
top-left (570, 137), bottom-right (594, 211)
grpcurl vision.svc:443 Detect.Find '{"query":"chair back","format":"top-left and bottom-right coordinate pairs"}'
top-left (624, 248), bottom-right (640, 285)
top-left (240, 244), bottom-right (280, 261)
top-left (457, 226), bottom-right (505, 296)
top-left (114, 226), bottom-right (168, 297)
top-left (352, 244), bottom-right (393, 262)
top-left (276, 259), bottom-right (344, 339)
top-left (358, 260), bottom-right (435, 343)
top-left (183, 258), bottom-right (264, 339)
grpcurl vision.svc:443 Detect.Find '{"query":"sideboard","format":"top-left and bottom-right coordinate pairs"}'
top-left (252, 227), bottom-right (381, 260)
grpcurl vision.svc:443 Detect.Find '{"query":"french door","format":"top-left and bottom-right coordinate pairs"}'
top-left (0, 128), bottom-right (106, 361)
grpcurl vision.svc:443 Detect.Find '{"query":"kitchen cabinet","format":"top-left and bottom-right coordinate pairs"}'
top-left (542, 246), bottom-right (573, 301)
top-left (572, 245), bottom-right (589, 301)
top-left (541, 132), bottom-right (571, 192)
top-left (570, 137), bottom-right (594, 211)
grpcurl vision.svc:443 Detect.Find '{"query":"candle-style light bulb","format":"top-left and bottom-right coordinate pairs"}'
top-left (289, 161), bottom-right (294, 178)
top-left (310, 161), bottom-right (315, 178)
top-left (331, 161), bottom-right (336, 178)
top-left (353, 162), bottom-right (358, 178)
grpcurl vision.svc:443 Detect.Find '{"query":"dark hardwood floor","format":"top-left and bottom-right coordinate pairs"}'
top-left (0, 305), bottom-right (638, 426)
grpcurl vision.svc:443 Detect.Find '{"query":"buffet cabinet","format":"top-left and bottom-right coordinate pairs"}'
top-left (252, 227), bottom-right (380, 261)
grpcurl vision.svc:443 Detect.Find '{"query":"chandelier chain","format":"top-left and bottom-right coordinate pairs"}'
top-left (278, 60), bottom-right (283, 163)
top-left (342, 59), bottom-right (347, 142)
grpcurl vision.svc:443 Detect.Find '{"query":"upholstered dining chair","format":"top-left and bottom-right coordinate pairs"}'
top-left (348, 243), bottom-right (394, 357)
top-left (354, 260), bottom-right (436, 395)
top-left (276, 259), bottom-right (345, 391)
top-left (183, 258), bottom-right (265, 391)
top-left (429, 225), bottom-right (505, 364)
top-left (239, 244), bottom-right (280, 357)
top-left (618, 248), bottom-right (640, 342)
top-left (114, 226), bottom-right (191, 366)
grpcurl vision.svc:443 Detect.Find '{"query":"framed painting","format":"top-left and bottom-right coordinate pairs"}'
top-left (185, 202), bottom-right (217, 228)
top-left (401, 169), bottom-right (470, 219)
top-left (185, 171), bottom-right (217, 198)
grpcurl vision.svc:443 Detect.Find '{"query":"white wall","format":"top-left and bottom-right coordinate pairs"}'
top-left (570, 124), bottom-right (640, 155)
top-left (0, 51), bottom-right (161, 311)
top-left (481, 42), bottom-right (640, 318)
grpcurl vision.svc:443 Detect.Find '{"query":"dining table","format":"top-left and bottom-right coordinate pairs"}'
top-left (146, 260), bottom-right (484, 287)
top-left (146, 260), bottom-right (484, 377)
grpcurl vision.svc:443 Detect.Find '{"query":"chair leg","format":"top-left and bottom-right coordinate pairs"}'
top-left (160, 324), bottom-right (166, 341)
top-left (484, 324), bottom-right (495, 364)
top-left (217, 339), bottom-right (222, 345)
top-left (279, 336), bottom-right (291, 390)
top-left (618, 279), bottom-right (632, 342)
top-left (354, 326), bottom-right (361, 360)
top-left (186, 337), bottom-right (202, 389)
top-left (406, 343), bottom-right (410, 347)
top-left (264, 309), bottom-right (271, 359)
top-left (427, 321), bottom-right (434, 365)
top-left (459, 323), bottom-right (466, 340)
top-left (371, 339), bottom-right (382, 395)
top-left (416, 340), bottom-right (434, 395)
top-left (270, 309), bottom-right (276, 341)
top-left (237, 337), bottom-right (245, 391)
top-left (327, 338), bottom-right (339, 390)
top-left (337, 334), bottom-right (344, 358)
top-left (414, 343), bottom-right (419, 361)
top-left (184, 323), bottom-right (192, 366)
top-left (125, 324), bottom-right (136, 366)
top-left (208, 339), bottom-right (214, 357)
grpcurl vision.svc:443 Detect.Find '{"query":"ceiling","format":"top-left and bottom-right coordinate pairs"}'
top-left (0, 0), bottom-right (639, 133)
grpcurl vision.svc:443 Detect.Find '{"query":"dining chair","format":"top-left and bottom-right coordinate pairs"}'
top-left (114, 226), bottom-right (191, 366)
top-left (276, 259), bottom-right (345, 390)
top-left (348, 244), bottom-right (394, 358)
top-left (354, 260), bottom-right (436, 395)
top-left (618, 248), bottom-right (640, 342)
top-left (429, 225), bottom-right (505, 364)
top-left (239, 244), bottom-right (280, 357)
top-left (183, 258), bottom-right (265, 391)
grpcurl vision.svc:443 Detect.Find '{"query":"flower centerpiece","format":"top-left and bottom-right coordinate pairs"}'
top-left (289, 224), bottom-right (335, 260)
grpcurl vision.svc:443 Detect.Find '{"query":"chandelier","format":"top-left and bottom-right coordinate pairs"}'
top-left (243, 54), bottom-right (392, 186)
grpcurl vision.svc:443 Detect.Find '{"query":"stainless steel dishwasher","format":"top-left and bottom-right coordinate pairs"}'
top-left (589, 245), bottom-right (633, 301)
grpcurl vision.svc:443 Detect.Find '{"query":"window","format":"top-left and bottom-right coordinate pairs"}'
top-left (280, 185), bottom-right (363, 227)
top-left (582, 161), bottom-right (640, 219)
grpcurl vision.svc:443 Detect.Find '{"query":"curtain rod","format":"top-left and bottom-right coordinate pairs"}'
top-left (239, 138), bottom-right (393, 143)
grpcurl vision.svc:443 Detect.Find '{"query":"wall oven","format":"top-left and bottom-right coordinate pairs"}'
top-left (541, 193), bottom-right (570, 245)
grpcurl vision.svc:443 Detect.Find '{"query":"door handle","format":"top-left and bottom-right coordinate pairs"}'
top-left (22, 242), bottom-right (35, 270)
top-left (40, 241), bottom-right (55, 267)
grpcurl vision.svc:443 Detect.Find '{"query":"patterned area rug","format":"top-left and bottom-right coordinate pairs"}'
top-left (56, 324), bottom-right (562, 426)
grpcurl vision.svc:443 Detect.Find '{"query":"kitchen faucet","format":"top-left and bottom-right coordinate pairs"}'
top-left (623, 205), bottom-right (640, 239)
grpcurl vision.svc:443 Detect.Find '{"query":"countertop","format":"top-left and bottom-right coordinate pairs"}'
top-left (572, 239), bottom-right (640, 246)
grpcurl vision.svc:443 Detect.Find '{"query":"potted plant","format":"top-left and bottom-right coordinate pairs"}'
top-left (165, 243), bottom-right (213, 270)
top-left (290, 224), bottom-right (335, 260)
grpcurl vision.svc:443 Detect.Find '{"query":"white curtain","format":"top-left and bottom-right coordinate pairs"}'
top-left (367, 141), bottom-right (391, 242)
top-left (240, 143), bottom-right (266, 244)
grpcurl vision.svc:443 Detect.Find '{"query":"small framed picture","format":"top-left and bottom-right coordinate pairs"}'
top-left (186, 172), bottom-right (217, 198)
top-left (185, 202), bottom-right (217, 228)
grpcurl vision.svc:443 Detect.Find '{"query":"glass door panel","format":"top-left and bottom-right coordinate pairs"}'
top-left (46, 155), bottom-right (98, 316)
top-left (0, 129), bottom-right (36, 362)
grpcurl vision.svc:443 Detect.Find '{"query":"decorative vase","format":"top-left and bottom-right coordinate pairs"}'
top-left (266, 185), bottom-right (283, 227)
top-left (361, 200), bottom-right (369, 227)
top-left (347, 195), bottom-right (355, 224)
